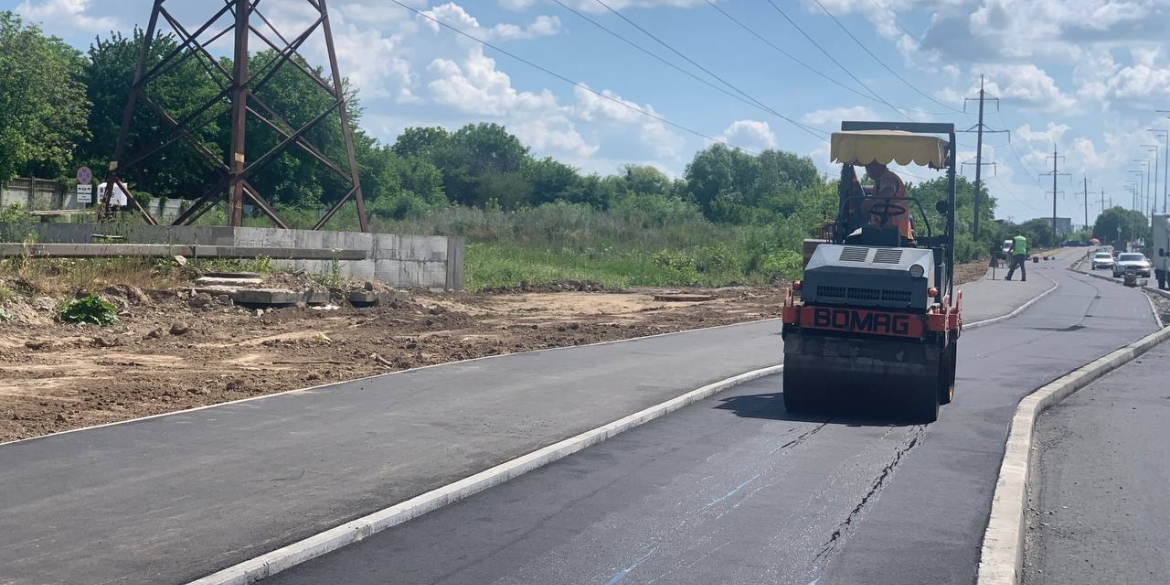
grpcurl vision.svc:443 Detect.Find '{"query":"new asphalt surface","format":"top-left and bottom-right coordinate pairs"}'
top-left (1023, 339), bottom-right (1170, 585)
top-left (0, 250), bottom-right (1142, 585)
top-left (268, 258), bottom-right (1157, 585)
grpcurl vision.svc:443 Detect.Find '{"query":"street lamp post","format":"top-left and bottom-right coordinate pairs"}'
top-left (1148, 127), bottom-right (1169, 213)
top-left (1134, 161), bottom-right (1150, 215)
top-left (1130, 171), bottom-right (1144, 211)
top-left (1144, 145), bottom-right (1160, 219)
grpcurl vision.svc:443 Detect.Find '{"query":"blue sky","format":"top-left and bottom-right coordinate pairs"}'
top-left (9, 0), bottom-right (1170, 225)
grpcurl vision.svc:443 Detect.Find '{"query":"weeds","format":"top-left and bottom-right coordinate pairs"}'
top-left (58, 294), bottom-right (118, 326)
top-left (311, 251), bottom-right (344, 288)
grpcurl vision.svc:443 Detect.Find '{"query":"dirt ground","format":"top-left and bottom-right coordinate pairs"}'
top-left (0, 260), bottom-right (991, 443)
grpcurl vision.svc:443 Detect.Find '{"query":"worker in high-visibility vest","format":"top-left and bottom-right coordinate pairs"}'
top-left (1005, 232), bottom-right (1029, 282)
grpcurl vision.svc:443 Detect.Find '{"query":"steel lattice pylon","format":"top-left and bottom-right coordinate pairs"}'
top-left (102, 0), bottom-right (369, 232)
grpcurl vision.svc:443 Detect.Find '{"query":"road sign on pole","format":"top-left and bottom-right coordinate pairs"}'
top-left (76, 166), bottom-right (93, 185)
top-left (76, 184), bottom-right (93, 204)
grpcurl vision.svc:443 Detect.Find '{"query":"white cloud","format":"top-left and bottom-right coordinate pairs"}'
top-left (500, 0), bottom-right (536, 10)
top-left (801, 106), bottom-right (881, 127)
top-left (572, 85), bottom-right (684, 159)
top-left (420, 3), bottom-right (560, 41)
top-left (14, 0), bottom-right (117, 32)
top-left (717, 120), bottom-right (777, 151)
top-left (511, 116), bottom-right (600, 159)
top-left (979, 64), bottom-right (1077, 112)
top-left (1016, 122), bottom-right (1071, 145)
top-left (556, 0), bottom-right (712, 12)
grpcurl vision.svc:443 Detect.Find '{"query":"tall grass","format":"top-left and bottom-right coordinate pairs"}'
top-left (373, 200), bottom-right (810, 290)
top-left (16, 197), bottom-right (819, 291)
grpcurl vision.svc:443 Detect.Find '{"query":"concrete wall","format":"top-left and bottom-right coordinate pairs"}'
top-left (2, 179), bottom-right (192, 219)
top-left (1, 179), bottom-right (73, 210)
top-left (0, 223), bottom-right (464, 290)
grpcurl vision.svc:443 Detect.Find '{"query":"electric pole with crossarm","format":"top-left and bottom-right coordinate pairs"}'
top-left (1041, 146), bottom-right (1070, 243)
top-left (960, 75), bottom-right (1007, 240)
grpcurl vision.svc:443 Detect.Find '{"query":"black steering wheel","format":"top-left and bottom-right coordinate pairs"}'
top-left (869, 200), bottom-right (908, 228)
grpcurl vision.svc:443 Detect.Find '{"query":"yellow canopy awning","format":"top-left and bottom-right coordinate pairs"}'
top-left (830, 130), bottom-right (949, 168)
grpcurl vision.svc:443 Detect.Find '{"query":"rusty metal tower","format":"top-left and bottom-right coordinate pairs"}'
top-left (102, 0), bottom-right (369, 231)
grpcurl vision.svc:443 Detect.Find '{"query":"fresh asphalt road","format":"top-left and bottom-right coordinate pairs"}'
top-left (1023, 341), bottom-right (1170, 585)
top-left (270, 262), bottom-right (1158, 585)
top-left (0, 250), bottom-right (1120, 585)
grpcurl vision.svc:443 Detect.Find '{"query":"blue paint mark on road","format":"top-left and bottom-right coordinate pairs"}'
top-left (704, 473), bottom-right (761, 508)
top-left (604, 550), bottom-right (655, 584)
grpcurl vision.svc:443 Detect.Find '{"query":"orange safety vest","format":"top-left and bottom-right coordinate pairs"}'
top-left (873, 171), bottom-right (912, 240)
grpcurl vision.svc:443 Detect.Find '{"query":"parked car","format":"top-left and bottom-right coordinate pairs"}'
top-left (1113, 252), bottom-right (1151, 278)
top-left (1091, 251), bottom-right (1115, 270)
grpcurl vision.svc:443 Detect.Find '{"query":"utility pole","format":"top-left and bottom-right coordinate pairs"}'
top-left (960, 75), bottom-right (1005, 240)
top-left (1041, 146), bottom-right (1069, 243)
top-left (1079, 174), bottom-right (1090, 230)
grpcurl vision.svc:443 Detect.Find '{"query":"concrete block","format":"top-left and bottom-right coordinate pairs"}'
top-left (373, 234), bottom-right (401, 260)
top-left (425, 264), bottom-right (447, 287)
top-left (292, 230), bottom-right (325, 250)
top-left (231, 289), bottom-right (330, 306)
top-left (400, 261), bottom-right (424, 286)
top-left (348, 260), bottom-right (375, 279)
top-left (233, 227), bottom-right (269, 247)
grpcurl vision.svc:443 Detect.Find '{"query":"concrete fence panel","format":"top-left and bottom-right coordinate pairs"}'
top-left (0, 223), bottom-right (463, 290)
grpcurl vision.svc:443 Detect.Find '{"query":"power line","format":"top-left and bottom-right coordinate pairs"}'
top-left (812, 0), bottom-right (963, 114)
top-left (588, 0), bottom-right (828, 140)
top-left (389, 1), bottom-right (753, 152)
top-left (869, 1), bottom-right (965, 74)
top-left (762, 0), bottom-right (912, 121)
top-left (553, 0), bottom-right (827, 141)
top-left (997, 109), bottom-right (1047, 190)
top-left (701, 0), bottom-right (949, 118)
top-left (991, 174), bottom-right (1047, 213)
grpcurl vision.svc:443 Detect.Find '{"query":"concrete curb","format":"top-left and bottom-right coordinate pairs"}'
top-left (185, 277), bottom-right (1067, 585)
top-left (975, 325), bottom-right (1170, 585)
top-left (964, 272), bottom-right (1060, 331)
top-left (187, 365), bottom-right (784, 585)
top-left (1147, 286), bottom-right (1170, 300)
top-left (1145, 292), bottom-right (1165, 328)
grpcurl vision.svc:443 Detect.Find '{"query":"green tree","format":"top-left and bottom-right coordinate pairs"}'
top-left (391, 126), bottom-right (451, 160)
top-left (241, 50), bottom-right (362, 209)
top-left (755, 150), bottom-right (820, 197)
top-left (684, 144), bottom-right (761, 220)
top-left (1093, 207), bottom-right (1149, 248)
top-left (76, 29), bottom-right (223, 199)
top-left (0, 12), bottom-right (90, 181)
top-left (524, 156), bottom-right (580, 205)
top-left (621, 164), bottom-right (672, 197)
top-left (431, 123), bottom-right (530, 208)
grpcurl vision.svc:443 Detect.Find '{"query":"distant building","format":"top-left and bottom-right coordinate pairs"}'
top-left (1054, 217), bottom-right (1073, 235)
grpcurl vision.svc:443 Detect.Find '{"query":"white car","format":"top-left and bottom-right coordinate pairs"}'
top-left (1113, 252), bottom-right (1151, 278)
top-left (1090, 251), bottom-right (1114, 270)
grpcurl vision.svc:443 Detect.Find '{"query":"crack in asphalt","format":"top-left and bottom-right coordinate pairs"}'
top-left (769, 421), bottom-right (830, 455)
top-left (813, 424), bottom-right (927, 563)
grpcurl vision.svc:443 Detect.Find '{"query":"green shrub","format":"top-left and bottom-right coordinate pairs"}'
top-left (58, 293), bottom-right (118, 326)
